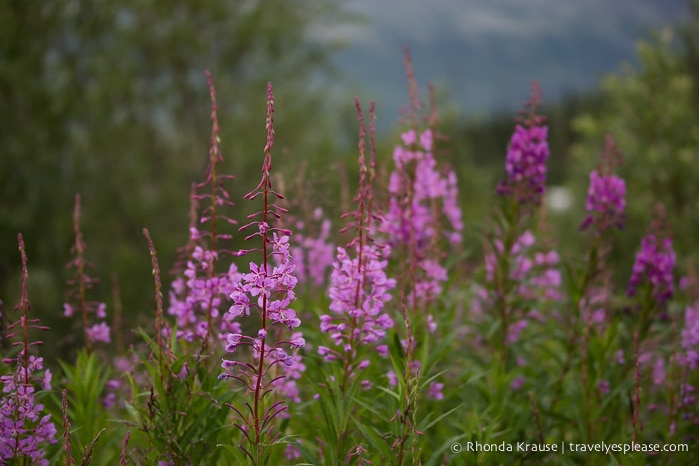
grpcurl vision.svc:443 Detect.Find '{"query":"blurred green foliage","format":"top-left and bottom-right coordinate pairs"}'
top-left (0, 0), bottom-right (355, 345)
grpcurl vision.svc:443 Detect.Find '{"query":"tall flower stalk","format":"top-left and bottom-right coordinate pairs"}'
top-left (64, 194), bottom-right (110, 353)
top-left (219, 82), bottom-right (303, 464)
top-left (384, 49), bottom-right (463, 320)
top-left (0, 234), bottom-right (57, 464)
top-left (167, 71), bottom-right (240, 358)
top-left (627, 203), bottom-right (675, 342)
top-left (318, 98), bottom-right (396, 393)
top-left (554, 136), bottom-right (626, 427)
top-left (484, 82), bottom-right (552, 360)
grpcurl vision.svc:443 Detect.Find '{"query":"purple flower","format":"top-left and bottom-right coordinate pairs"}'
top-left (506, 320), bottom-right (529, 345)
top-left (681, 300), bottom-right (699, 369)
top-left (499, 123), bottom-right (550, 205)
top-left (219, 83), bottom-right (304, 439)
top-left (1, 236), bottom-right (57, 464)
top-left (86, 322), bottom-right (111, 344)
top-left (385, 128), bottom-right (463, 255)
top-left (428, 381), bottom-right (444, 400)
top-left (168, 239), bottom-right (242, 342)
top-left (497, 84), bottom-right (550, 206)
top-left (616, 350), bottom-right (625, 365)
top-left (580, 171), bottom-right (626, 232)
top-left (483, 230), bottom-right (562, 304)
top-left (627, 234), bottom-right (675, 305)
top-left (387, 371), bottom-right (398, 387)
top-left (290, 209), bottom-right (335, 287)
top-left (285, 442), bottom-right (302, 461)
top-left (320, 244), bottom-right (396, 365)
top-left (652, 358), bottom-right (666, 386)
top-left (510, 377), bottom-right (525, 391)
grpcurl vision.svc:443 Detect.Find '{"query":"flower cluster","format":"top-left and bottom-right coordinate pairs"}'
top-left (289, 207), bottom-right (335, 287)
top-left (319, 244), bottom-right (395, 364)
top-left (497, 83), bottom-right (550, 206)
top-left (1, 235), bottom-right (57, 465)
top-left (225, 231), bottom-right (301, 336)
top-left (501, 124), bottom-right (549, 202)
top-left (386, 128), bottom-right (463, 249)
top-left (318, 99), bottom-right (396, 389)
top-left (484, 231), bottom-right (562, 300)
top-left (384, 128), bottom-right (462, 312)
top-left (578, 283), bottom-right (613, 334)
top-left (0, 357), bottom-right (57, 465)
top-left (627, 234), bottom-right (675, 305)
top-left (218, 82), bottom-right (305, 453)
top-left (580, 171), bottom-right (626, 232)
top-left (64, 194), bottom-right (110, 348)
top-left (167, 71), bottom-right (239, 347)
top-left (681, 298), bottom-right (699, 370)
top-left (580, 136), bottom-right (626, 233)
top-left (168, 241), bottom-right (242, 342)
top-left (474, 230), bottom-right (562, 344)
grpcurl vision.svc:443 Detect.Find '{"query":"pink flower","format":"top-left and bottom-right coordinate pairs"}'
top-left (628, 234), bottom-right (675, 305)
top-left (428, 381), bottom-right (444, 400)
top-left (86, 322), bottom-right (111, 344)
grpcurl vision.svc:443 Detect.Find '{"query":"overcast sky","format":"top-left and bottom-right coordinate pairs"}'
top-left (324, 0), bottom-right (690, 124)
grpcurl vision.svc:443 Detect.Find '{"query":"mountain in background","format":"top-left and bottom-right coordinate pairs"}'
top-left (324, 0), bottom-right (690, 128)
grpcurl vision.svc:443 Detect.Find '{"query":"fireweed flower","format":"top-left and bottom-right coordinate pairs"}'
top-left (387, 128), bottom-right (463, 247)
top-left (580, 135), bottom-right (626, 233)
top-left (681, 300), bottom-right (699, 369)
top-left (319, 99), bottom-right (396, 389)
top-left (168, 244), bottom-right (242, 342)
top-left (167, 71), bottom-right (241, 346)
top-left (627, 233), bottom-right (675, 305)
top-left (483, 232), bottom-right (561, 297)
top-left (578, 281), bottom-right (613, 333)
top-left (322, 245), bottom-right (395, 352)
top-left (64, 194), bottom-right (110, 351)
top-left (384, 127), bottom-right (462, 308)
top-left (581, 172), bottom-right (626, 231)
top-left (679, 274), bottom-right (699, 371)
top-left (218, 82), bottom-right (305, 451)
top-left (289, 208), bottom-right (335, 287)
top-left (497, 82), bottom-right (549, 207)
top-left (473, 229), bottom-right (561, 345)
top-left (1, 235), bottom-right (57, 464)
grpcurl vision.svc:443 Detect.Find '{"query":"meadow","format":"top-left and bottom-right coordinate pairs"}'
top-left (1, 49), bottom-right (698, 465)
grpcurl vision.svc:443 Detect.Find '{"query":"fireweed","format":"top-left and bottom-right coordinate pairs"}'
top-left (567, 136), bottom-right (627, 438)
top-left (384, 50), bottom-right (463, 317)
top-left (385, 127), bottom-right (462, 310)
top-left (675, 272), bottom-right (699, 431)
top-left (218, 82), bottom-right (305, 463)
top-left (63, 194), bottom-right (110, 352)
top-left (477, 82), bottom-right (561, 359)
top-left (628, 209), bottom-right (676, 310)
top-left (379, 53), bottom-right (461, 422)
top-left (576, 136), bottom-right (626, 327)
top-left (288, 207), bottom-right (335, 288)
top-left (167, 71), bottom-right (241, 350)
top-left (496, 82), bottom-right (550, 207)
top-left (318, 99), bottom-right (396, 391)
top-left (627, 204), bottom-right (676, 347)
top-left (473, 229), bottom-right (562, 345)
top-left (0, 234), bottom-right (57, 464)
top-left (580, 135), bottom-right (627, 234)
top-left (4, 60), bottom-right (699, 464)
